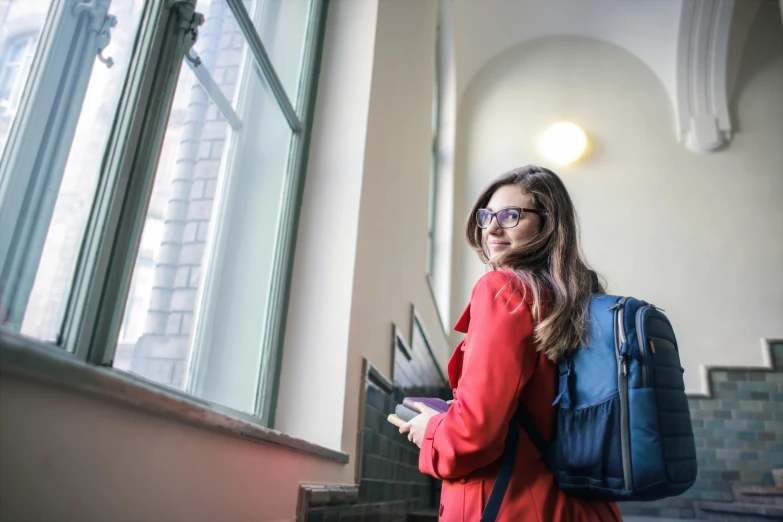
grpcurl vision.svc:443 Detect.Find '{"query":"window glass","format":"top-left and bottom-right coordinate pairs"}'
top-left (245, 0), bottom-right (310, 105)
top-left (0, 0), bottom-right (144, 340)
top-left (0, 32), bottom-right (38, 156)
top-left (115, 0), bottom-right (293, 415)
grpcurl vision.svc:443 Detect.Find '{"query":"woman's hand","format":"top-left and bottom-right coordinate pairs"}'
top-left (399, 403), bottom-right (441, 448)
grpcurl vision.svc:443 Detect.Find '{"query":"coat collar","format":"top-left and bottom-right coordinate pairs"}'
top-left (454, 302), bottom-right (470, 334)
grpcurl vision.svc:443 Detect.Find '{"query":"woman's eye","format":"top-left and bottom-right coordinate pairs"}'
top-left (505, 212), bottom-right (519, 222)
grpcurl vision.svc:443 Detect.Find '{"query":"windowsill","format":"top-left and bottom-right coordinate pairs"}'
top-left (0, 327), bottom-right (349, 464)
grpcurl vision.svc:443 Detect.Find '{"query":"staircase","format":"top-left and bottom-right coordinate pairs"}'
top-left (693, 469), bottom-right (783, 521)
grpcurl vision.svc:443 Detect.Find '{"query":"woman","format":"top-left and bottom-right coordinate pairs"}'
top-left (400, 165), bottom-right (622, 521)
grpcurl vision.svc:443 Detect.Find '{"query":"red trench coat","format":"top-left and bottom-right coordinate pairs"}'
top-left (418, 271), bottom-right (623, 522)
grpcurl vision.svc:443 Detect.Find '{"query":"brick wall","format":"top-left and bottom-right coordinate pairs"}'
top-left (305, 320), bottom-right (452, 522)
top-left (620, 341), bottom-right (783, 519)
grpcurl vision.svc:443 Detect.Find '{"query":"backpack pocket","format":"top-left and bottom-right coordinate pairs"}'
top-left (554, 392), bottom-right (625, 491)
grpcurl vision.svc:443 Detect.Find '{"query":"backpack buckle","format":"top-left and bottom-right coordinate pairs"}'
top-left (552, 359), bottom-right (573, 406)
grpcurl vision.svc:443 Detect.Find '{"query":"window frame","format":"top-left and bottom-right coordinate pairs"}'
top-left (426, 21), bottom-right (441, 279)
top-left (0, 0), bottom-right (330, 435)
top-left (0, 0), bottom-right (124, 336)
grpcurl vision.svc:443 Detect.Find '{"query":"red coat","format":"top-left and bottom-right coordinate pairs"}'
top-left (419, 271), bottom-right (623, 521)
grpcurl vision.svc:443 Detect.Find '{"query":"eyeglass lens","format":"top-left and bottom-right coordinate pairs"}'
top-left (477, 208), bottom-right (521, 228)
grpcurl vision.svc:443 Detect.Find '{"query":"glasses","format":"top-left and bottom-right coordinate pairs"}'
top-left (476, 206), bottom-right (543, 229)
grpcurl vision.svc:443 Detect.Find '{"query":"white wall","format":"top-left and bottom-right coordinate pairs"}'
top-left (349, 0), bottom-right (444, 375)
top-left (278, 0), bottom-right (447, 457)
top-left (276, 0), bottom-right (378, 451)
top-left (452, 5), bottom-right (783, 393)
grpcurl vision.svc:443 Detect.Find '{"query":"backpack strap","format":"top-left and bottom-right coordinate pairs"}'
top-left (480, 411), bottom-right (520, 522)
top-left (480, 402), bottom-right (550, 522)
top-left (517, 405), bottom-right (550, 463)
top-left (479, 342), bottom-right (548, 521)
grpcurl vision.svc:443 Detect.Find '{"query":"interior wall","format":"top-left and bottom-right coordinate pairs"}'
top-left (278, 0), bottom-right (448, 461)
top-left (343, 0), bottom-right (446, 450)
top-left (452, 6), bottom-right (783, 393)
top-left (276, 0), bottom-right (378, 451)
top-left (349, 0), bottom-right (443, 376)
top-left (0, 375), bottom-right (348, 522)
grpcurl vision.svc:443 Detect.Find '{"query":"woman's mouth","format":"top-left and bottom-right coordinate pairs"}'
top-left (488, 241), bottom-right (510, 248)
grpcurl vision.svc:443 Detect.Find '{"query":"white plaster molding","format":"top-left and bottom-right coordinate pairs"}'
top-left (676, 0), bottom-right (735, 152)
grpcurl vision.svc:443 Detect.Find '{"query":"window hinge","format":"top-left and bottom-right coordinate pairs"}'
top-left (175, 1), bottom-right (205, 56)
top-left (73, 0), bottom-right (118, 69)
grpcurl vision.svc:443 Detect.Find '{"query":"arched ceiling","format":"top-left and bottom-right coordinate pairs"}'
top-left (449, 0), bottom-right (767, 152)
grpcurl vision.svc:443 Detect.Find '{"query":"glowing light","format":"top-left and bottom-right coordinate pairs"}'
top-left (539, 122), bottom-right (588, 165)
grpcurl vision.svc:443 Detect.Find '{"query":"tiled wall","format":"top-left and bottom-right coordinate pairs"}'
top-left (620, 342), bottom-right (783, 519)
top-left (304, 319), bottom-right (452, 522)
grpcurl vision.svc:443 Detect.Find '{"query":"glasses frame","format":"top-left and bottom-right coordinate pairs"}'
top-left (476, 206), bottom-right (544, 229)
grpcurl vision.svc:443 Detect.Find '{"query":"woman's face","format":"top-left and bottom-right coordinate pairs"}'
top-left (482, 184), bottom-right (542, 262)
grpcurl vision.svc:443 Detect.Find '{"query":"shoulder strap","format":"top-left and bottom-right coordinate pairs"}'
top-left (480, 347), bottom-right (547, 521)
top-left (480, 413), bottom-right (519, 522)
top-left (480, 402), bottom-right (550, 522)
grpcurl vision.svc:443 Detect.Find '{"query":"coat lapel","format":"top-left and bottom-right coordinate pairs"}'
top-left (448, 302), bottom-right (471, 388)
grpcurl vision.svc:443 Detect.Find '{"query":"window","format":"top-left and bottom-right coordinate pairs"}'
top-left (426, 23), bottom-right (441, 278)
top-left (427, 0), bottom-right (456, 332)
top-left (1, 0), bottom-right (145, 340)
top-left (0, 0), bottom-right (327, 429)
top-left (0, 21), bottom-right (43, 163)
top-left (0, 34), bottom-right (37, 117)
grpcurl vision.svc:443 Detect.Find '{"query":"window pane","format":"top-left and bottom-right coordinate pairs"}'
top-left (115, 2), bottom-right (293, 416)
top-left (0, 0), bottom-right (144, 340)
top-left (0, 2), bottom-right (46, 164)
top-left (245, 0), bottom-right (311, 104)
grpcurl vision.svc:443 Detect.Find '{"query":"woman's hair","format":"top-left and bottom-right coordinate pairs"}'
top-left (466, 165), bottom-right (604, 362)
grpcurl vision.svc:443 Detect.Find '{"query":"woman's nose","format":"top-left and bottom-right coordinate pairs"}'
top-left (486, 217), bottom-right (502, 233)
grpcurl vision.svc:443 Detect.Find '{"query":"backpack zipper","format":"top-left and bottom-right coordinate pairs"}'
top-left (635, 305), bottom-right (652, 388)
top-left (614, 297), bottom-right (633, 491)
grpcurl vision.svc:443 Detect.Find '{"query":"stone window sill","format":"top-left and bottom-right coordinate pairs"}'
top-left (0, 328), bottom-right (349, 464)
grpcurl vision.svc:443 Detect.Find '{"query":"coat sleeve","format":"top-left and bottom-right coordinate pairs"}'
top-left (419, 271), bottom-right (539, 480)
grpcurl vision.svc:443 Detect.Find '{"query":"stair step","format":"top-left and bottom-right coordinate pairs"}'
top-left (732, 484), bottom-right (783, 506)
top-left (694, 500), bottom-right (783, 521)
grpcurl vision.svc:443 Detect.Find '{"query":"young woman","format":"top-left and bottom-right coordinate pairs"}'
top-left (400, 165), bottom-right (622, 521)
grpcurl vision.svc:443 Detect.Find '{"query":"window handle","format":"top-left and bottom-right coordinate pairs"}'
top-left (73, 0), bottom-right (117, 69)
top-left (96, 15), bottom-right (117, 68)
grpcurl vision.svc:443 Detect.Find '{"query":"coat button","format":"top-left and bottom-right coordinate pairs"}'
top-left (439, 504), bottom-right (444, 516)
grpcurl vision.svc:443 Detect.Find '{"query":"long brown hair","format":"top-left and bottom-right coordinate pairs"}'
top-left (466, 165), bottom-right (604, 362)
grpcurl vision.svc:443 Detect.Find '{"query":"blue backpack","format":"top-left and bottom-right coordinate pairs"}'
top-left (481, 295), bottom-right (698, 522)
